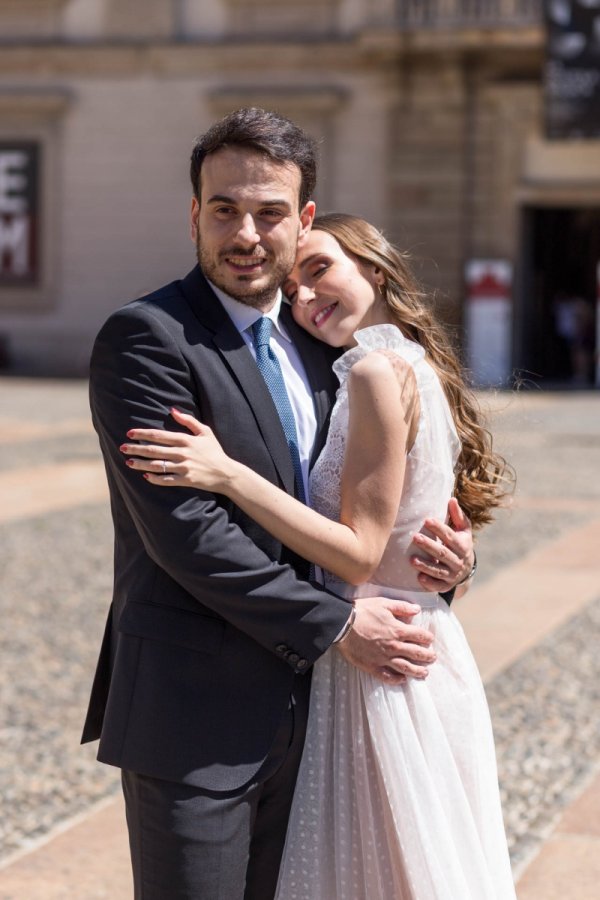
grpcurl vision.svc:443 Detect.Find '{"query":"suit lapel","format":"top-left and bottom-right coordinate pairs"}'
top-left (180, 267), bottom-right (296, 494)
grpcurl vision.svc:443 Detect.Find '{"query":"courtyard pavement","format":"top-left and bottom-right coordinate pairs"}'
top-left (0, 379), bottom-right (599, 898)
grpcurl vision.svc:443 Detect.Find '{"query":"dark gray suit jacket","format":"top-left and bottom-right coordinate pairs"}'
top-left (81, 265), bottom-right (350, 792)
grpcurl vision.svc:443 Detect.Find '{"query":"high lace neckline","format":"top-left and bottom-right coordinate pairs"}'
top-left (332, 324), bottom-right (425, 384)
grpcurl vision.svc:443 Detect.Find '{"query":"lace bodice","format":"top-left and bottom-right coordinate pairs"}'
top-left (309, 324), bottom-right (460, 598)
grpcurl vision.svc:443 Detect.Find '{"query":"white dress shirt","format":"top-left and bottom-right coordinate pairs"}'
top-left (208, 281), bottom-right (317, 501)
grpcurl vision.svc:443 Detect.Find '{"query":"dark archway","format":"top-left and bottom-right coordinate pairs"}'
top-left (518, 206), bottom-right (599, 386)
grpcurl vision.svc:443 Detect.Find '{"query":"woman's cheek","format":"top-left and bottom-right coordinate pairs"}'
top-left (291, 304), bottom-right (311, 332)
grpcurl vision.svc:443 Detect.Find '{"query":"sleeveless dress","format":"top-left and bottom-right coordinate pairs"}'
top-left (275, 325), bottom-right (516, 900)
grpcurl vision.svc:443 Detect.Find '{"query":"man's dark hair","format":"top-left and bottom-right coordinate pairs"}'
top-left (190, 107), bottom-right (317, 209)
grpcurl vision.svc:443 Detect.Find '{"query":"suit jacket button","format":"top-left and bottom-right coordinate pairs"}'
top-left (275, 644), bottom-right (287, 654)
top-left (297, 659), bottom-right (308, 670)
top-left (288, 653), bottom-right (300, 665)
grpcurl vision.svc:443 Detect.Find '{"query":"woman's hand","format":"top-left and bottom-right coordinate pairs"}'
top-left (120, 408), bottom-right (237, 492)
top-left (409, 498), bottom-right (475, 596)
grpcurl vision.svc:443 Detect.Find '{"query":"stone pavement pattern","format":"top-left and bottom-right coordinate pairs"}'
top-left (0, 380), bottom-right (599, 898)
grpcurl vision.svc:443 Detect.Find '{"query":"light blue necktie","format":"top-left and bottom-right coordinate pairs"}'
top-left (251, 317), bottom-right (306, 503)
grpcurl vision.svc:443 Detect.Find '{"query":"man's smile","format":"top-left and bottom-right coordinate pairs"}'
top-left (224, 252), bottom-right (269, 273)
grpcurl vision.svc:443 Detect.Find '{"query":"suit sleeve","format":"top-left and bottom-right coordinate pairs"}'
top-left (90, 304), bottom-right (351, 669)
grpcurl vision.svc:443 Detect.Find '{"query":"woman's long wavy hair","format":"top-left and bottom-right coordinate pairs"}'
top-left (312, 213), bottom-right (512, 529)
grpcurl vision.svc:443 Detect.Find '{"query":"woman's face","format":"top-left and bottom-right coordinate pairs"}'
top-left (283, 230), bottom-right (389, 347)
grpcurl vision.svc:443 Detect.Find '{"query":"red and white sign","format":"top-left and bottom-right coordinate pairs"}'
top-left (465, 260), bottom-right (512, 386)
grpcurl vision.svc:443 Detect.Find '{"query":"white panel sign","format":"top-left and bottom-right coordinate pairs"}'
top-left (465, 260), bottom-right (512, 387)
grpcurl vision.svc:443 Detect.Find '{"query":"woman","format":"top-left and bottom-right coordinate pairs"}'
top-left (122, 214), bottom-right (515, 898)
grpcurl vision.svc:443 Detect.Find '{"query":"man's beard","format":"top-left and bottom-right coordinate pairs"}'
top-left (196, 236), bottom-right (295, 309)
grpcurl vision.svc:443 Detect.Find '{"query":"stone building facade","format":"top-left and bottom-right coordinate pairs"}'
top-left (0, 0), bottom-right (599, 384)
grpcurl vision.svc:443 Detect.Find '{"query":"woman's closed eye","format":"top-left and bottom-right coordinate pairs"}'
top-left (310, 263), bottom-right (329, 279)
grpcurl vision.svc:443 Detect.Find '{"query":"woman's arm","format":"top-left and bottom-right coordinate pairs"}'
top-left (122, 351), bottom-right (418, 586)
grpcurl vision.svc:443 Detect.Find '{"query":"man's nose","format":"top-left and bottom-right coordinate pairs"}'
top-left (236, 213), bottom-right (261, 247)
top-left (296, 285), bottom-right (315, 307)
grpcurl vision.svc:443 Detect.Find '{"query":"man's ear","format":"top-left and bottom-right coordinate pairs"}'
top-left (298, 200), bottom-right (316, 245)
top-left (190, 197), bottom-right (200, 243)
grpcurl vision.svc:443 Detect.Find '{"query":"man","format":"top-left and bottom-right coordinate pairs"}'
top-left (82, 108), bottom-right (474, 899)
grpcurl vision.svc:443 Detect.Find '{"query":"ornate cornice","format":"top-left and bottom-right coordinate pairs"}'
top-left (0, 26), bottom-right (543, 78)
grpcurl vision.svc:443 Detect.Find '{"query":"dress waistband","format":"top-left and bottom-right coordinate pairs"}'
top-left (330, 582), bottom-right (440, 609)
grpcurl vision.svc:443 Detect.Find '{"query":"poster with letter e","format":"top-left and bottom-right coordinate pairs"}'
top-left (0, 142), bottom-right (39, 284)
top-left (465, 260), bottom-right (512, 387)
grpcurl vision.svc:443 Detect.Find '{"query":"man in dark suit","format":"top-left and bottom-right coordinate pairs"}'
top-left (82, 108), bottom-right (474, 899)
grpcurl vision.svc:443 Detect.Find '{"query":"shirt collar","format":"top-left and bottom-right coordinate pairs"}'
top-left (207, 279), bottom-right (292, 343)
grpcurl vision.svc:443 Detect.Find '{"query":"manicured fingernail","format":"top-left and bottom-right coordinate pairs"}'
top-left (126, 459), bottom-right (134, 467)
top-left (119, 444), bottom-right (128, 452)
top-left (143, 473), bottom-right (149, 480)
top-left (126, 430), bottom-right (135, 438)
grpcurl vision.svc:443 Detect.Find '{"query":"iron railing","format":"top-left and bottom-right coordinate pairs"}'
top-left (390, 0), bottom-right (543, 29)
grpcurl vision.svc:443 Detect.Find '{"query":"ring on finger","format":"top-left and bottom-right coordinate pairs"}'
top-left (161, 460), bottom-right (167, 475)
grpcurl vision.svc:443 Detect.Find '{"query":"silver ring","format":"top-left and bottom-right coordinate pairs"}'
top-left (161, 460), bottom-right (167, 475)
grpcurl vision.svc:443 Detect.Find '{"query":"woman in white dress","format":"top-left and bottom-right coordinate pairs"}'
top-left (122, 214), bottom-right (515, 899)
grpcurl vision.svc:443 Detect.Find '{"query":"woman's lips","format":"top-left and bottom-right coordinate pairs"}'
top-left (312, 302), bottom-right (337, 328)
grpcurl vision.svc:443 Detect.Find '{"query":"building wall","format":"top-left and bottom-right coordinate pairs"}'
top-left (0, 0), bottom-right (402, 372)
top-left (388, 56), bottom-right (469, 327)
top-left (4, 0), bottom-right (598, 377)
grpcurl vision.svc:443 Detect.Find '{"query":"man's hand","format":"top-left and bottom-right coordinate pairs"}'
top-left (410, 498), bottom-right (474, 594)
top-left (336, 596), bottom-right (435, 685)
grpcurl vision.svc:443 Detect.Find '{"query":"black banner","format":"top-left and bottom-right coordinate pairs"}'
top-left (545, 0), bottom-right (600, 138)
top-left (0, 143), bottom-right (39, 283)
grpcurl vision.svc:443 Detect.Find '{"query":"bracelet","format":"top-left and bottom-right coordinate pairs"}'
top-left (456, 551), bottom-right (477, 586)
top-left (335, 605), bottom-right (356, 644)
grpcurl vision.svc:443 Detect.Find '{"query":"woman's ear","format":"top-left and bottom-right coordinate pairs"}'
top-left (373, 267), bottom-right (385, 287)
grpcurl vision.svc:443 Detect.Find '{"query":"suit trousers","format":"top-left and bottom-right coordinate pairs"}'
top-left (121, 676), bottom-right (310, 900)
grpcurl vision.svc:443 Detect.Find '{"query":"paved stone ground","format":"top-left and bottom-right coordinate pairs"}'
top-left (473, 390), bottom-right (600, 870)
top-left (491, 595), bottom-right (600, 869)
top-left (1, 380), bottom-right (599, 886)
